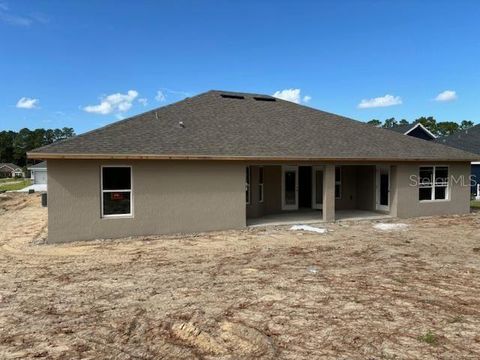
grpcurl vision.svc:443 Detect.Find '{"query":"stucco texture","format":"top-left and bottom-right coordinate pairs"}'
top-left (47, 160), bottom-right (245, 243)
top-left (392, 163), bottom-right (471, 218)
top-left (47, 160), bottom-right (471, 243)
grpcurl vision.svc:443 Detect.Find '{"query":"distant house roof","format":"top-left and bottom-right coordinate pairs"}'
top-left (28, 90), bottom-right (477, 162)
top-left (436, 124), bottom-right (480, 156)
top-left (389, 123), bottom-right (437, 140)
top-left (388, 124), bottom-right (414, 134)
top-left (28, 161), bottom-right (47, 170)
top-left (0, 163), bottom-right (22, 172)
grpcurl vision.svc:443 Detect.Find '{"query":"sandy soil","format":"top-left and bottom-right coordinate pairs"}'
top-left (1, 193), bottom-right (480, 359)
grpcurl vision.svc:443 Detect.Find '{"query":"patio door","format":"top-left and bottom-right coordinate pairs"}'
top-left (311, 166), bottom-right (323, 209)
top-left (376, 166), bottom-right (390, 211)
top-left (282, 166), bottom-right (298, 210)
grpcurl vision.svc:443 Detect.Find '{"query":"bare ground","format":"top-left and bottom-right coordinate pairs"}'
top-left (1, 193), bottom-right (480, 359)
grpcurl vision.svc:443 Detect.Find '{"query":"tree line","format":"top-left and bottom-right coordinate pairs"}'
top-left (0, 128), bottom-right (75, 167)
top-left (367, 116), bottom-right (474, 137)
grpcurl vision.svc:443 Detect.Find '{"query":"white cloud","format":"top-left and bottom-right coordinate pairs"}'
top-left (272, 88), bottom-right (311, 104)
top-left (357, 94), bottom-right (402, 109)
top-left (16, 97), bottom-right (39, 109)
top-left (83, 90), bottom-right (138, 115)
top-left (155, 90), bottom-right (166, 102)
top-left (435, 90), bottom-right (457, 102)
top-left (138, 98), bottom-right (148, 106)
top-left (273, 88), bottom-right (300, 103)
top-left (0, 2), bottom-right (38, 27)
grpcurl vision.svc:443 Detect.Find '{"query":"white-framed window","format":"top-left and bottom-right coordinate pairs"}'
top-left (419, 166), bottom-right (449, 201)
top-left (101, 166), bottom-right (133, 218)
top-left (258, 167), bottom-right (264, 203)
top-left (335, 166), bottom-right (342, 199)
top-left (246, 166), bottom-right (251, 205)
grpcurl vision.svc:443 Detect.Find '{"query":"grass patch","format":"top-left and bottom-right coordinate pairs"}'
top-left (470, 200), bottom-right (480, 209)
top-left (0, 178), bottom-right (23, 183)
top-left (0, 179), bottom-right (32, 192)
top-left (417, 330), bottom-right (438, 345)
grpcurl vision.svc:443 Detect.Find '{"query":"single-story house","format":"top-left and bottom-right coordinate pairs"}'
top-left (388, 122), bottom-right (437, 141)
top-left (28, 90), bottom-right (478, 243)
top-left (436, 124), bottom-right (480, 198)
top-left (28, 161), bottom-right (48, 184)
top-left (0, 163), bottom-right (24, 178)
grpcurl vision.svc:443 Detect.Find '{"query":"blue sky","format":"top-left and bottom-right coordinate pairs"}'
top-left (1, 0), bottom-right (479, 134)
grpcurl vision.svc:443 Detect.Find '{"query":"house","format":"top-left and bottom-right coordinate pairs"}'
top-left (388, 122), bottom-right (437, 141)
top-left (436, 124), bottom-right (480, 198)
top-left (0, 163), bottom-right (24, 178)
top-left (28, 90), bottom-right (478, 243)
top-left (28, 161), bottom-right (48, 185)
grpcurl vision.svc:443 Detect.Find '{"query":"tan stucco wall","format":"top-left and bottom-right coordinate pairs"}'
top-left (393, 163), bottom-right (471, 218)
top-left (47, 160), bottom-right (246, 243)
top-left (336, 166), bottom-right (357, 210)
top-left (264, 166), bottom-right (282, 215)
top-left (355, 166), bottom-right (376, 211)
top-left (47, 160), bottom-right (471, 243)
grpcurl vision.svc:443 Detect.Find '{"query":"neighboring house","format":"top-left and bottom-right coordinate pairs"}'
top-left (28, 161), bottom-right (48, 184)
top-left (388, 122), bottom-right (437, 141)
top-left (0, 163), bottom-right (24, 178)
top-left (28, 90), bottom-right (477, 243)
top-left (436, 124), bottom-right (480, 198)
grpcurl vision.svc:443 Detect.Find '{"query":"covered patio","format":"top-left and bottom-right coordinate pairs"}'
top-left (247, 209), bottom-right (390, 227)
top-left (246, 164), bottom-right (392, 225)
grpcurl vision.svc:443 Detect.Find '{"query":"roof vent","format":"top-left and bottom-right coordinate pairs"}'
top-left (220, 94), bottom-right (244, 100)
top-left (179, 121), bottom-right (185, 128)
top-left (253, 96), bottom-right (276, 102)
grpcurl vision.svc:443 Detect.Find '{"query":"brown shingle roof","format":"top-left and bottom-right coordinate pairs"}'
top-left (28, 90), bottom-right (478, 162)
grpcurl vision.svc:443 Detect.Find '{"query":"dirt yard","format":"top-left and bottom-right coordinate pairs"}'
top-left (1, 193), bottom-right (480, 359)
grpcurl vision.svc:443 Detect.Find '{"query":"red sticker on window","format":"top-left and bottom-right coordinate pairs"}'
top-left (111, 193), bottom-right (124, 200)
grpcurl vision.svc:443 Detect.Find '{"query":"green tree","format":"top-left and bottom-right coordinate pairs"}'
top-left (460, 120), bottom-right (474, 130)
top-left (382, 117), bottom-right (398, 128)
top-left (367, 119), bottom-right (382, 127)
top-left (436, 122), bottom-right (459, 137)
top-left (399, 119), bottom-right (409, 126)
top-left (0, 131), bottom-right (16, 163)
top-left (60, 127), bottom-right (75, 139)
top-left (0, 127), bottom-right (76, 167)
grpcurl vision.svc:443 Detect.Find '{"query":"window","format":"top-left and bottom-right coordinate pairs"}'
top-left (335, 166), bottom-right (342, 199)
top-left (246, 166), bottom-right (251, 205)
top-left (419, 166), bottom-right (448, 201)
top-left (101, 166), bottom-right (133, 217)
top-left (258, 167), bottom-right (264, 203)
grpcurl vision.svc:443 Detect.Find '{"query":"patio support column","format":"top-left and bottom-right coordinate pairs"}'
top-left (323, 164), bottom-right (335, 222)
